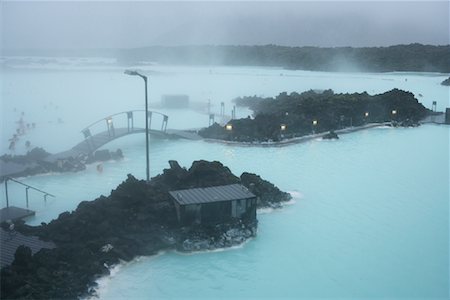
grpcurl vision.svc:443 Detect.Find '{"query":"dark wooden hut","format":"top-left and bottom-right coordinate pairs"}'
top-left (169, 184), bottom-right (257, 225)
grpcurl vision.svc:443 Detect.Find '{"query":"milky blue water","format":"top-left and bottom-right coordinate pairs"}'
top-left (0, 60), bottom-right (449, 299)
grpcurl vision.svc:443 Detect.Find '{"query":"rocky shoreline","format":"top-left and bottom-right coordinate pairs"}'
top-left (441, 77), bottom-right (450, 86)
top-left (0, 160), bottom-right (291, 299)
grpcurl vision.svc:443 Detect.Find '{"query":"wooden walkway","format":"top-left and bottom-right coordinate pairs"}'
top-left (166, 129), bottom-right (202, 140)
top-left (46, 127), bottom-right (156, 162)
top-left (0, 110), bottom-right (205, 179)
top-left (1, 228), bottom-right (55, 268)
top-left (0, 206), bottom-right (35, 223)
top-left (420, 113), bottom-right (447, 125)
top-left (45, 127), bottom-right (201, 163)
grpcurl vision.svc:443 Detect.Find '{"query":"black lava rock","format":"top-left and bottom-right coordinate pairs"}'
top-left (1, 160), bottom-right (288, 299)
top-left (322, 131), bottom-right (339, 140)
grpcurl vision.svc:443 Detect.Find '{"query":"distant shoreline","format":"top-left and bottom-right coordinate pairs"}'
top-left (3, 44), bottom-right (450, 73)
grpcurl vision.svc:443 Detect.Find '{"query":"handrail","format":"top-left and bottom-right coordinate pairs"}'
top-left (80, 110), bottom-right (168, 133)
top-left (6, 177), bottom-right (55, 197)
top-left (5, 177), bottom-right (55, 209)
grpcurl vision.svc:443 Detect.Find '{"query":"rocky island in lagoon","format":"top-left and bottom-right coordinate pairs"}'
top-left (0, 160), bottom-right (291, 299)
top-left (199, 89), bottom-right (429, 143)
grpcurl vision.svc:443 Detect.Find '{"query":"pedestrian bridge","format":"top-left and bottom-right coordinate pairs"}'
top-left (46, 110), bottom-right (201, 162)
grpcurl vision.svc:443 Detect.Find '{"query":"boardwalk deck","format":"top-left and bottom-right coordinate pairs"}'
top-left (45, 127), bottom-right (201, 161)
top-left (1, 128), bottom-right (201, 179)
top-left (166, 129), bottom-right (202, 140)
top-left (420, 113), bottom-right (446, 125)
top-left (0, 206), bottom-right (35, 222)
top-left (0, 228), bottom-right (55, 268)
top-left (45, 127), bottom-right (170, 162)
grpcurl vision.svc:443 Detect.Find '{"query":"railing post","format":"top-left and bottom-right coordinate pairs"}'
top-left (148, 111), bottom-right (153, 131)
top-left (26, 187), bottom-right (30, 208)
top-left (106, 118), bottom-right (111, 137)
top-left (127, 111), bottom-right (133, 132)
top-left (162, 115), bottom-right (168, 132)
top-left (5, 178), bottom-right (9, 208)
top-left (82, 128), bottom-right (93, 153)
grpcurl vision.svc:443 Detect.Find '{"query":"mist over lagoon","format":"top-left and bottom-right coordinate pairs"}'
top-left (1, 1), bottom-right (449, 299)
top-left (1, 60), bottom-right (449, 299)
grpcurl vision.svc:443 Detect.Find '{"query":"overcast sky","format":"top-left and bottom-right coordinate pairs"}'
top-left (1, 1), bottom-right (449, 50)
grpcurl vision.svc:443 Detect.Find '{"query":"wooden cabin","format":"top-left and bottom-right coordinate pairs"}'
top-left (169, 184), bottom-right (257, 225)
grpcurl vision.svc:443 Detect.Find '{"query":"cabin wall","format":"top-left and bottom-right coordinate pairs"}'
top-left (177, 197), bottom-right (257, 225)
top-left (174, 201), bottom-right (181, 223)
top-left (182, 204), bottom-right (201, 225)
top-left (245, 197), bottom-right (257, 221)
top-left (201, 201), bottom-right (232, 224)
top-left (231, 199), bottom-right (248, 218)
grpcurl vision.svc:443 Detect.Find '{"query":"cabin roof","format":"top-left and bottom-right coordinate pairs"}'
top-left (169, 184), bottom-right (256, 205)
top-left (1, 228), bottom-right (55, 268)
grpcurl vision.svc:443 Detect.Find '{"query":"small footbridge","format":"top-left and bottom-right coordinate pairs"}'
top-left (47, 110), bottom-right (201, 162)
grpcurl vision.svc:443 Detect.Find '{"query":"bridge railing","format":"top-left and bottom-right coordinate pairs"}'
top-left (80, 110), bottom-right (169, 140)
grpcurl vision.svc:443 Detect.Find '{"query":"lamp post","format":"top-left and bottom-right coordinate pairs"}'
top-left (280, 124), bottom-right (287, 140)
top-left (125, 70), bottom-right (150, 182)
top-left (391, 109), bottom-right (397, 122)
top-left (225, 123), bottom-right (233, 140)
top-left (364, 112), bottom-right (369, 124)
top-left (312, 119), bottom-right (318, 134)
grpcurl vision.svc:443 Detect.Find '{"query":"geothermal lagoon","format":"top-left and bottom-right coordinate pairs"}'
top-left (0, 59), bottom-right (449, 299)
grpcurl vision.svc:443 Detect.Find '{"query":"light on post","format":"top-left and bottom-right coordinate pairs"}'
top-left (280, 124), bottom-right (287, 131)
top-left (364, 112), bottom-right (369, 117)
top-left (312, 119), bottom-right (318, 134)
top-left (124, 69), bottom-right (150, 182)
top-left (392, 110), bottom-right (397, 115)
top-left (225, 124), bottom-right (233, 131)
